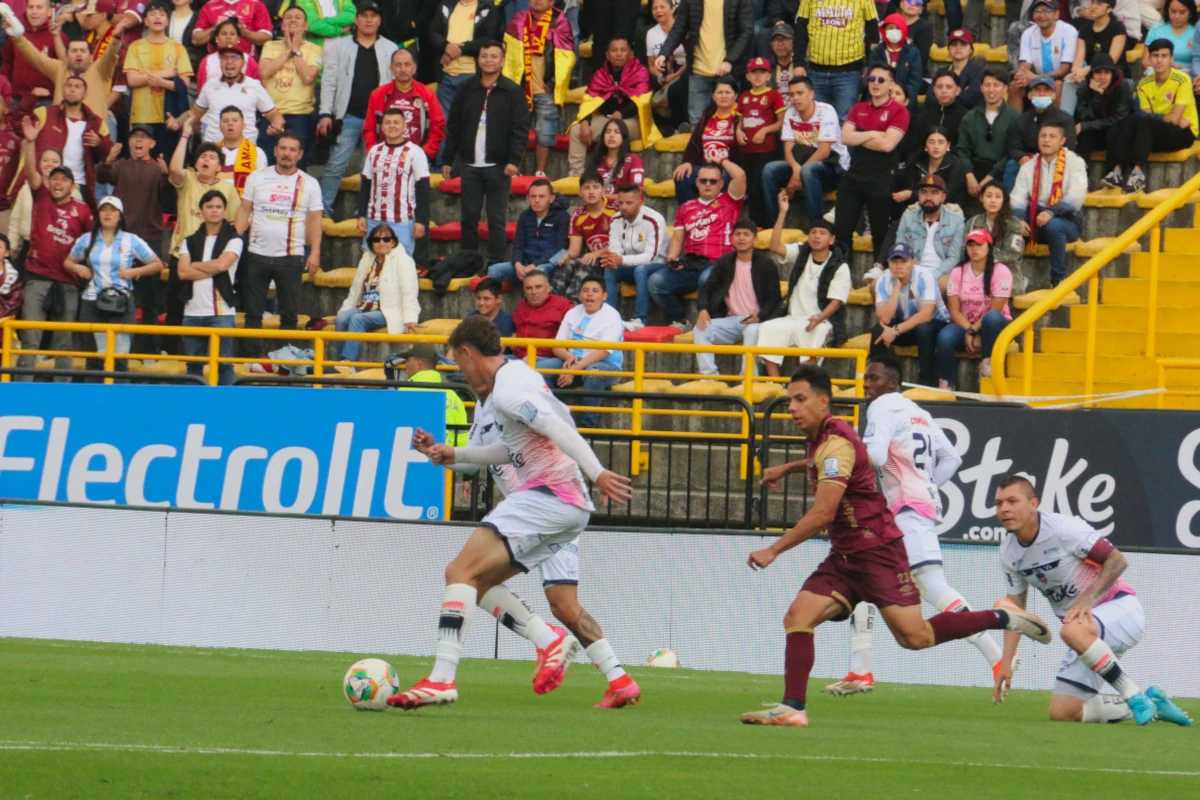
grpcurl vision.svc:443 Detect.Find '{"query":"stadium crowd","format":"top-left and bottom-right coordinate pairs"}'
top-left (0, 0), bottom-right (1195, 401)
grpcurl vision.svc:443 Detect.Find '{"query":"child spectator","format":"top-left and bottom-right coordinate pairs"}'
top-left (869, 14), bottom-right (923, 104)
top-left (737, 57), bottom-right (786, 227)
top-left (551, 173), bottom-right (617, 302)
top-left (544, 276), bottom-right (625, 429)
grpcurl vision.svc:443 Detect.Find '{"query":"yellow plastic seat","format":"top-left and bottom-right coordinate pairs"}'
top-left (904, 387), bottom-right (956, 402)
top-left (1137, 188), bottom-right (1200, 208)
top-left (852, 233), bottom-right (874, 252)
top-left (579, 39), bottom-right (592, 59)
top-left (842, 333), bottom-right (872, 351)
top-left (985, 46), bottom-right (1009, 63)
top-left (619, 284), bottom-right (637, 298)
top-left (673, 330), bottom-right (694, 344)
top-left (566, 85), bottom-right (587, 104)
top-left (552, 175), bottom-right (580, 196)
top-left (1127, 44), bottom-right (1143, 63)
top-left (664, 379), bottom-right (727, 395)
top-left (339, 174), bottom-right (360, 192)
top-left (1012, 289), bottom-right (1081, 311)
top-left (1073, 238), bottom-right (1141, 257)
top-left (756, 228), bottom-right (806, 249)
top-left (312, 267), bottom-right (358, 288)
top-left (847, 286), bottom-right (874, 306)
top-left (644, 179), bottom-right (675, 197)
top-left (931, 43), bottom-right (990, 63)
top-left (128, 359), bottom-right (186, 375)
top-left (417, 277), bottom-right (474, 292)
top-left (985, 0), bottom-right (1006, 14)
top-left (430, 173), bottom-right (444, 191)
top-left (612, 378), bottom-right (674, 393)
top-left (352, 368), bottom-right (389, 381)
top-left (262, 314), bottom-right (311, 330)
top-left (1085, 190), bottom-right (1140, 208)
top-left (653, 133), bottom-right (690, 152)
top-left (417, 318), bottom-right (461, 337)
top-left (719, 381), bottom-right (785, 403)
top-left (322, 218), bottom-right (360, 238)
top-left (1148, 141), bottom-right (1200, 162)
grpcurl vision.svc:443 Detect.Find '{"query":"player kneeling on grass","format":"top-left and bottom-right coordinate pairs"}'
top-left (992, 476), bottom-right (1192, 726)
top-left (416, 346), bottom-right (640, 709)
top-left (388, 315), bottom-right (635, 710)
top-left (742, 365), bottom-right (1052, 728)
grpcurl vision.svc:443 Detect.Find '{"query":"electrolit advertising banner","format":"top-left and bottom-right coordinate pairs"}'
top-left (0, 384), bottom-right (447, 520)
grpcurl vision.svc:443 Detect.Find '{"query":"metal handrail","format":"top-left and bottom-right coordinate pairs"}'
top-left (990, 168), bottom-right (1200, 403)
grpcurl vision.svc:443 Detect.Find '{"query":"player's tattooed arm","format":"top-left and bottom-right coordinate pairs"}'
top-left (1066, 544), bottom-right (1128, 624)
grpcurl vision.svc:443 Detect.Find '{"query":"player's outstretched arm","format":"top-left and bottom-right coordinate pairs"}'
top-left (452, 442), bottom-right (510, 467)
top-left (748, 480), bottom-right (846, 570)
top-left (760, 459), bottom-right (807, 489)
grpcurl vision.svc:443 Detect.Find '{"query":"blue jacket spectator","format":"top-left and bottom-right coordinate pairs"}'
top-left (893, 175), bottom-right (966, 279)
top-left (487, 182), bottom-right (571, 283)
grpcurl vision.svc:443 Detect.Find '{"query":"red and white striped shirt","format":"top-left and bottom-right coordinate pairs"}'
top-left (361, 141), bottom-right (430, 224)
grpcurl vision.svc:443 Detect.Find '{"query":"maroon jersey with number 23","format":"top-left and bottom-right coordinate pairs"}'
top-left (807, 415), bottom-right (902, 555)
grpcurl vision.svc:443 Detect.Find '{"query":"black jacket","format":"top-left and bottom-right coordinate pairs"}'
top-left (443, 74), bottom-right (531, 169)
top-left (912, 99), bottom-right (968, 149)
top-left (1075, 78), bottom-right (1134, 134)
top-left (380, 0), bottom-right (434, 48)
top-left (1016, 107), bottom-right (1078, 155)
top-left (898, 152), bottom-right (969, 209)
top-left (427, 0), bottom-right (505, 70)
top-left (779, 239), bottom-right (850, 344)
top-left (952, 59), bottom-right (985, 110)
top-left (659, 0), bottom-right (756, 73)
top-left (698, 250), bottom-right (782, 321)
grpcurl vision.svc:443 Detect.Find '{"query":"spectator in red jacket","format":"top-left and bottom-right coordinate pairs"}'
top-left (0, 0), bottom-right (67, 104)
top-left (512, 269), bottom-right (573, 360)
top-left (29, 75), bottom-right (115, 211)
top-left (363, 47), bottom-right (444, 159)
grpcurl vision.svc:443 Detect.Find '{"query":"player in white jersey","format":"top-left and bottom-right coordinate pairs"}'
top-left (356, 107), bottom-right (430, 256)
top-left (822, 355), bottom-right (1004, 696)
top-left (388, 316), bottom-right (635, 710)
top-left (993, 475), bottom-right (1191, 726)
top-left (435, 384), bottom-right (641, 708)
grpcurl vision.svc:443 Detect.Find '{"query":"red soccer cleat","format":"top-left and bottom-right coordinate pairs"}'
top-left (386, 678), bottom-right (458, 710)
top-left (533, 628), bottom-right (581, 695)
top-left (595, 675), bottom-right (641, 709)
top-left (823, 672), bottom-right (874, 696)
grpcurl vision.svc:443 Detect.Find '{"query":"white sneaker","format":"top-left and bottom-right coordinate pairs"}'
top-left (535, 170), bottom-right (548, 178)
top-left (671, 319), bottom-right (693, 334)
top-left (623, 318), bottom-right (646, 332)
top-left (822, 208), bottom-right (836, 224)
top-left (0, 3), bottom-right (25, 37)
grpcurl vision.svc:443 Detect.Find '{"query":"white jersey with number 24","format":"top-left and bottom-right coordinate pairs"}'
top-left (863, 392), bottom-right (960, 521)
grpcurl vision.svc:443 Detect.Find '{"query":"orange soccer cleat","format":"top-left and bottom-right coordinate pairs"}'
top-left (741, 703), bottom-right (809, 726)
top-left (386, 678), bottom-right (458, 710)
top-left (594, 675), bottom-right (641, 709)
top-left (533, 627), bottom-right (581, 695)
top-left (823, 672), bottom-right (875, 696)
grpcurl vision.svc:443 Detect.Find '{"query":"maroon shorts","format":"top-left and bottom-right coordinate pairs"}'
top-left (801, 538), bottom-right (920, 620)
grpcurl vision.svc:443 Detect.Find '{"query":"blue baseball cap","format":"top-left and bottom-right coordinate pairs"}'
top-left (1029, 74), bottom-right (1056, 91)
top-left (888, 243), bottom-right (916, 261)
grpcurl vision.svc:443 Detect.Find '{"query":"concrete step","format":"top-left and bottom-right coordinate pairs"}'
top-left (1163, 228), bottom-right (1200, 252)
top-left (1068, 304), bottom-right (1200, 333)
top-left (1006, 353), bottom-right (1183, 384)
top-left (1039, 328), bottom-right (1200, 357)
top-left (1128, 253), bottom-right (1200, 280)
top-left (1103, 278), bottom-right (1200, 306)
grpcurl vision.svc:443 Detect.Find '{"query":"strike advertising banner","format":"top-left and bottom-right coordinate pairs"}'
top-left (928, 405), bottom-right (1200, 551)
top-left (0, 384), bottom-right (447, 520)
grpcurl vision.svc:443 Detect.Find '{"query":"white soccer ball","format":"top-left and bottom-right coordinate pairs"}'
top-left (343, 658), bottom-right (400, 711)
top-left (647, 648), bottom-right (680, 668)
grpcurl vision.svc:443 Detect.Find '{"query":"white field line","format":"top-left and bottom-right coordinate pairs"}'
top-left (1, 741), bottom-right (1197, 777)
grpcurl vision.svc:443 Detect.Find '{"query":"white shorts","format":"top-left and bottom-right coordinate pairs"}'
top-left (1054, 594), bottom-right (1146, 699)
top-left (895, 508), bottom-right (943, 570)
top-left (539, 539), bottom-right (580, 586)
top-left (481, 488), bottom-right (589, 575)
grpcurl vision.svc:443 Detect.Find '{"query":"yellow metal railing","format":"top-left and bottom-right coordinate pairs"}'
top-left (0, 319), bottom-right (867, 477)
top-left (991, 169), bottom-right (1200, 403)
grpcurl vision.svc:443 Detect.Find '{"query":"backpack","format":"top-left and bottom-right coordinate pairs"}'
top-left (427, 250), bottom-right (485, 295)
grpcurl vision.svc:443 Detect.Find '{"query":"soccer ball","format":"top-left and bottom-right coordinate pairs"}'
top-left (647, 648), bottom-right (680, 668)
top-left (343, 658), bottom-right (400, 711)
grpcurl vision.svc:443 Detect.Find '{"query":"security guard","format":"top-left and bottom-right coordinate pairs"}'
top-left (390, 342), bottom-right (469, 445)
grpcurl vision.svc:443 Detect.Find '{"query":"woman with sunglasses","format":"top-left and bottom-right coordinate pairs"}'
top-left (334, 226), bottom-right (421, 367)
top-left (672, 76), bottom-right (740, 204)
top-left (936, 227), bottom-right (1013, 387)
top-left (65, 196), bottom-right (165, 376)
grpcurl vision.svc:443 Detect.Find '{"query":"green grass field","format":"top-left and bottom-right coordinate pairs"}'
top-left (1, 638), bottom-right (1196, 799)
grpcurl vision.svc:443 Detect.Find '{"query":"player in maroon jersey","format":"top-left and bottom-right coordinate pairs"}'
top-left (742, 365), bottom-right (1052, 727)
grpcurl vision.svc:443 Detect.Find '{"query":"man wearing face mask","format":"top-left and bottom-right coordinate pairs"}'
top-left (1006, 74), bottom-right (1077, 191)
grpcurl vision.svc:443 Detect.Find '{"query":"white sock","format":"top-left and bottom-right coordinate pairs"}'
top-left (849, 602), bottom-right (873, 675)
top-left (1081, 694), bottom-right (1133, 723)
top-left (1079, 639), bottom-right (1139, 700)
top-left (479, 585), bottom-right (558, 650)
top-left (930, 584), bottom-right (1004, 666)
top-left (430, 583), bottom-right (476, 684)
top-left (585, 639), bottom-right (626, 682)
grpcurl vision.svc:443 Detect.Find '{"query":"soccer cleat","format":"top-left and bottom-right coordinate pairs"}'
top-left (823, 672), bottom-right (874, 696)
top-left (595, 677), bottom-right (641, 709)
top-left (386, 678), bottom-right (458, 710)
top-left (741, 703), bottom-right (809, 726)
top-left (1147, 686), bottom-right (1193, 726)
top-left (1100, 166), bottom-right (1123, 190)
top-left (997, 606), bottom-right (1052, 645)
top-left (1123, 168), bottom-right (1146, 195)
top-left (533, 628), bottom-right (581, 695)
top-left (1127, 692), bottom-right (1157, 726)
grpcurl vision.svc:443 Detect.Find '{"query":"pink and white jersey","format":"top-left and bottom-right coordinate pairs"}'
top-left (675, 192), bottom-right (745, 261)
top-left (1000, 512), bottom-right (1136, 620)
top-left (490, 360), bottom-right (595, 511)
top-left (464, 393), bottom-right (518, 497)
top-left (863, 392), bottom-right (958, 520)
top-left (362, 141), bottom-right (430, 224)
